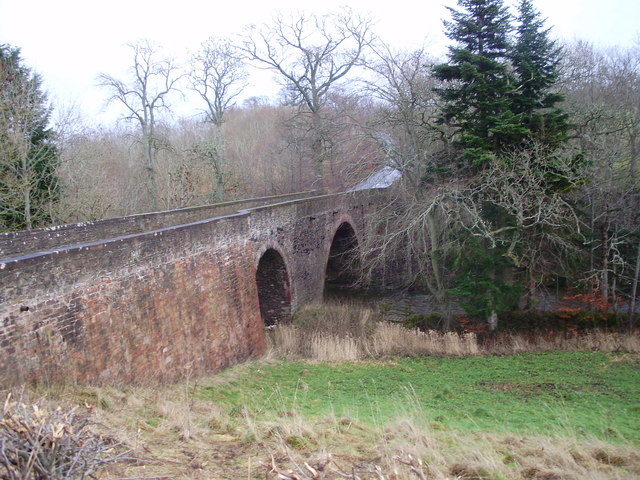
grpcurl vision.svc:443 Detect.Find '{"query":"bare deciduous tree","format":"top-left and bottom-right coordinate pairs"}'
top-left (187, 37), bottom-right (248, 203)
top-left (561, 41), bottom-right (640, 317)
top-left (360, 143), bottom-right (586, 329)
top-left (361, 43), bottom-right (442, 184)
top-left (189, 37), bottom-right (248, 126)
top-left (224, 100), bottom-right (296, 195)
top-left (56, 124), bottom-right (146, 221)
top-left (561, 40), bottom-right (640, 185)
top-left (240, 8), bottom-right (374, 188)
top-left (474, 147), bottom-right (586, 308)
top-left (98, 39), bottom-right (182, 209)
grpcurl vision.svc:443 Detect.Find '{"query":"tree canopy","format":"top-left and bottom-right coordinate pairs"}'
top-left (0, 43), bottom-right (59, 231)
top-left (432, 0), bottom-right (570, 169)
top-left (433, 0), bottom-right (527, 168)
top-left (427, 0), bottom-right (584, 325)
top-left (510, 0), bottom-right (568, 149)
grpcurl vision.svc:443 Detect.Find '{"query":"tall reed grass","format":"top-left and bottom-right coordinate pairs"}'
top-left (267, 301), bottom-right (640, 361)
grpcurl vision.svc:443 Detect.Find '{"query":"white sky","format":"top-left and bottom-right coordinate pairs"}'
top-left (0, 0), bottom-right (638, 126)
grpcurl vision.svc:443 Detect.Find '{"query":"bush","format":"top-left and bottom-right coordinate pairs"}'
top-left (404, 313), bottom-right (446, 332)
top-left (497, 310), bottom-right (624, 333)
top-left (0, 394), bottom-right (126, 479)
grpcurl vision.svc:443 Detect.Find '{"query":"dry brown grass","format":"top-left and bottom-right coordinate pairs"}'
top-left (270, 323), bottom-right (480, 360)
top-left (268, 303), bottom-right (482, 361)
top-left (19, 381), bottom-right (640, 480)
top-left (485, 330), bottom-right (640, 355)
top-left (31, 382), bottom-right (261, 479)
top-left (371, 417), bottom-right (640, 480)
top-left (369, 323), bottom-right (480, 357)
top-left (267, 302), bottom-right (640, 362)
top-left (256, 412), bottom-right (640, 479)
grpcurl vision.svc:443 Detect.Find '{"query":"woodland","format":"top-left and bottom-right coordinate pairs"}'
top-left (1, 0), bottom-right (639, 327)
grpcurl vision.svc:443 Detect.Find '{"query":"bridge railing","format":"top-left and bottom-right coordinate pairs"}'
top-left (0, 191), bottom-right (316, 259)
top-left (242, 188), bottom-right (388, 223)
top-left (0, 211), bottom-right (251, 304)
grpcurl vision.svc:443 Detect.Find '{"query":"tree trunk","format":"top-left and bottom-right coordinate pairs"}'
top-left (211, 124), bottom-right (226, 202)
top-left (427, 209), bottom-right (451, 329)
top-left (311, 111), bottom-right (325, 190)
top-left (524, 258), bottom-right (536, 309)
top-left (21, 155), bottom-right (32, 230)
top-left (629, 127), bottom-right (638, 184)
top-left (628, 240), bottom-right (640, 328)
top-left (487, 263), bottom-right (498, 331)
top-left (488, 310), bottom-right (498, 331)
top-left (589, 195), bottom-right (595, 282)
top-left (143, 123), bottom-right (158, 210)
top-left (22, 185), bottom-right (31, 230)
top-left (601, 223), bottom-right (609, 305)
top-left (612, 273), bottom-right (619, 321)
top-left (426, 211), bottom-right (445, 294)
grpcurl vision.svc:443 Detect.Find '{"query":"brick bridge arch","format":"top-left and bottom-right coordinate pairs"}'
top-left (0, 189), bottom-right (391, 385)
top-left (255, 245), bottom-right (292, 327)
top-left (325, 216), bottom-right (360, 288)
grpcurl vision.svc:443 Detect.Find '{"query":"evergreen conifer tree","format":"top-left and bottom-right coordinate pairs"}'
top-left (0, 44), bottom-right (59, 231)
top-left (510, 0), bottom-right (568, 149)
top-left (433, 0), bottom-right (528, 168)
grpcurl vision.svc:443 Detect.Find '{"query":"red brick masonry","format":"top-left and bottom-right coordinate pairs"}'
top-left (0, 190), bottom-right (387, 385)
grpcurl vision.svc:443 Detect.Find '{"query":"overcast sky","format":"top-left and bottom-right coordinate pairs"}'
top-left (1, 0), bottom-right (638, 126)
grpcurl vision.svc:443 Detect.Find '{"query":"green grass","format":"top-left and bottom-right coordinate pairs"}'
top-left (199, 351), bottom-right (640, 445)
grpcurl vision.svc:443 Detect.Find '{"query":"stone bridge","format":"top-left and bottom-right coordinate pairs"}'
top-left (0, 187), bottom-right (390, 385)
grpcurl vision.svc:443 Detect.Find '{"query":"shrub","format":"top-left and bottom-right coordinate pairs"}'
top-left (497, 309), bottom-right (624, 333)
top-left (404, 313), bottom-right (446, 332)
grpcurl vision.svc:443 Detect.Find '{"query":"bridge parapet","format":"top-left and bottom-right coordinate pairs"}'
top-left (0, 191), bottom-right (316, 258)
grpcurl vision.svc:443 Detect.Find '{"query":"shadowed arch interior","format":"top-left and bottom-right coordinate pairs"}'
top-left (325, 222), bottom-right (360, 288)
top-left (256, 248), bottom-right (292, 327)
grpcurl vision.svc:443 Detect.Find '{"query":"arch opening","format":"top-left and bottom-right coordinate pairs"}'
top-left (325, 222), bottom-right (360, 289)
top-left (256, 248), bottom-right (292, 327)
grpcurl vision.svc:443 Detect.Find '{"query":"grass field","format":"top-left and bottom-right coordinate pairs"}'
top-left (198, 351), bottom-right (640, 446)
top-left (6, 305), bottom-right (640, 479)
top-left (29, 348), bottom-right (635, 479)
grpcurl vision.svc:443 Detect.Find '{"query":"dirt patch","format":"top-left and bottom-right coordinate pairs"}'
top-left (102, 432), bottom-right (266, 479)
top-left (476, 381), bottom-right (561, 396)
